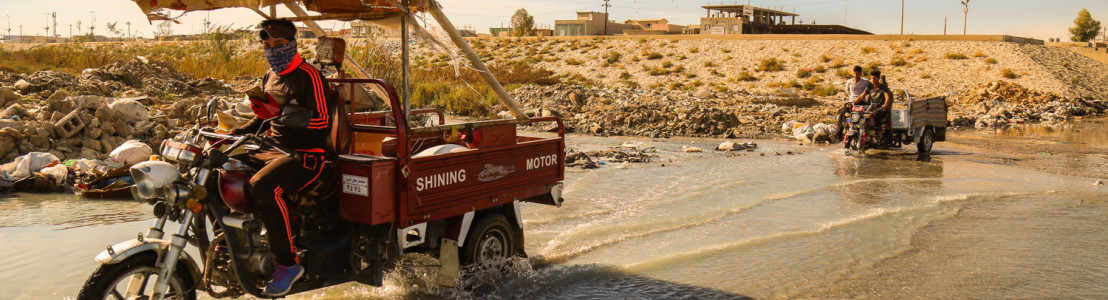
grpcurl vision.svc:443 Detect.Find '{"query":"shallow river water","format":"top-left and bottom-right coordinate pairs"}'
top-left (2, 132), bottom-right (1106, 299)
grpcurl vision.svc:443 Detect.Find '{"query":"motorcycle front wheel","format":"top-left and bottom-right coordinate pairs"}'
top-left (77, 252), bottom-right (196, 300)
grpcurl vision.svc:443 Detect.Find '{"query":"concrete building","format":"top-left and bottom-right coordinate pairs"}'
top-left (623, 19), bottom-right (686, 35)
top-left (489, 27), bottom-right (512, 37)
top-left (554, 12), bottom-right (634, 36)
top-left (700, 5), bottom-right (870, 35)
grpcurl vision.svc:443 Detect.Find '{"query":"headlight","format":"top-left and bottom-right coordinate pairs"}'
top-left (130, 161), bottom-right (180, 201)
top-left (161, 140), bottom-right (202, 165)
top-left (163, 183), bottom-right (192, 206)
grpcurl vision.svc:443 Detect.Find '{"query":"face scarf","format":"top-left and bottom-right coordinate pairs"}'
top-left (264, 40), bottom-right (298, 74)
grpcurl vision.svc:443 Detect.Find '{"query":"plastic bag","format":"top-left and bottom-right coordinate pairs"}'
top-left (108, 98), bottom-right (150, 123)
top-left (108, 140), bottom-right (154, 165)
top-left (40, 164), bottom-right (69, 184)
top-left (1, 152), bottom-right (60, 181)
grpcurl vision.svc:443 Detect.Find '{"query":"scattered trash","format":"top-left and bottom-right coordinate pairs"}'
top-left (682, 145), bottom-right (703, 153)
top-left (108, 140), bottom-right (155, 165)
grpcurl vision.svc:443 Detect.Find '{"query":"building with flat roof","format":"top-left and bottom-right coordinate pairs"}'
top-left (623, 19), bottom-right (686, 35)
top-left (701, 5), bottom-right (869, 35)
top-left (554, 12), bottom-right (634, 36)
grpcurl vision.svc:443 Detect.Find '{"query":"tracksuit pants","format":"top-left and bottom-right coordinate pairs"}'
top-left (239, 150), bottom-right (326, 267)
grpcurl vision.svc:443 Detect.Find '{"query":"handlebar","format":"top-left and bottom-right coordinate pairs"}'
top-left (196, 130), bottom-right (297, 158)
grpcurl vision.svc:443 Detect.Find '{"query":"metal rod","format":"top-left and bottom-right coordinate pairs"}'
top-left (402, 0), bottom-right (411, 122)
top-left (282, 1), bottom-right (389, 109)
top-left (426, 0), bottom-right (528, 120)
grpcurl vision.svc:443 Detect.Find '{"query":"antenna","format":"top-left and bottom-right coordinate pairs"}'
top-left (52, 12), bottom-right (57, 38)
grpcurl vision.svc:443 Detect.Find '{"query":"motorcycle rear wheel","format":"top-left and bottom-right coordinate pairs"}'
top-left (78, 252), bottom-right (196, 300)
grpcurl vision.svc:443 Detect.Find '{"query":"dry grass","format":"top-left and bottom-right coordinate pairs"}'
top-left (757, 58), bottom-right (785, 72)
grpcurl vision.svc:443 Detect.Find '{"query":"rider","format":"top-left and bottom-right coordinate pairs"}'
top-left (854, 70), bottom-right (893, 144)
top-left (230, 19), bottom-right (336, 296)
top-left (837, 66), bottom-right (872, 139)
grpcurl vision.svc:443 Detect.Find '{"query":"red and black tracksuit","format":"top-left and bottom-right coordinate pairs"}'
top-left (232, 53), bottom-right (334, 267)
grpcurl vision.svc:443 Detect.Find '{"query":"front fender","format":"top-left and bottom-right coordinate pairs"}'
top-left (94, 238), bottom-right (202, 287)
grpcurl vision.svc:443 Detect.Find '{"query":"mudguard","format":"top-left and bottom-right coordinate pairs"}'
top-left (94, 238), bottom-right (202, 287)
top-left (912, 127), bottom-right (927, 144)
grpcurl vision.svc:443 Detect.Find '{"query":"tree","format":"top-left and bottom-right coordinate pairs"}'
top-left (154, 21), bottom-right (173, 39)
top-left (1069, 8), bottom-right (1101, 42)
top-left (510, 8), bottom-right (534, 37)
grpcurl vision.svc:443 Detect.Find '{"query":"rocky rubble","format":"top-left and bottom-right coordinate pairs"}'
top-left (949, 81), bottom-right (1107, 127)
top-left (511, 84), bottom-right (836, 139)
top-left (0, 57), bottom-right (243, 191)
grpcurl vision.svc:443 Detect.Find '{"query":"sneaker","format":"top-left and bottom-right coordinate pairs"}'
top-left (264, 264), bottom-right (304, 296)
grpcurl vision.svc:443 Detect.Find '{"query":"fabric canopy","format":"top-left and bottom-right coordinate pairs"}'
top-left (133, 0), bottom-right (420, 21)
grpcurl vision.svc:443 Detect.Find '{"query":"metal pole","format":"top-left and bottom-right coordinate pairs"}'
top-left (944, 16), bottom-right (947, 35)
top-left (426, 0), bottom-right (528, 119)
top-left (402, 0), bottom-right (410, 121)
top-left (900, 0), bottom-right (904, 35)
top-left (90, 11), bottom-right (95, 37)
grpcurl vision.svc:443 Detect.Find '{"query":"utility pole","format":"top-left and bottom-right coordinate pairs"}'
top-left (52, 12), bottom-right (57, 38)
top-left (44, 13), bottom-right (50, 37)
top-left (602, 0), bottom-right (611, 36)
top-left (5, 15), bottom-right (10, 40)
top-left (900, 0), bottom-right (904, 35)
top-left (944, 16), bottom-right (947, 35)
top-left (960, 0), bottom-right (969, 35)
top-left (69, 24), bottom-right (72, 39)
top-left (126, 21), bottom-right (131, 39)
top-left (90, 11), bottom-right (96, 37)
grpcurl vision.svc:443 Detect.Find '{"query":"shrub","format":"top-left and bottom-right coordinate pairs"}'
top-left (619, 71), bottom-right (632, 80)
top-left (911, 48), bottom-right (924, 54)
top-left (811, 84), bottom-right (840, 96)
top-left (920, 73), bottom-right (933, 79)
top-left (819, 53), bottom-right (832, 63)
top-left (689, 47), bottom-right (700, 53)
top-left (972, 51), bottom-right (987, 58)
top-left (606, 51), bottom-right (622, 64)
top-left (985, 57), bottom-right (998, 64)
top-left (661, 61), bottom-right (674, 68)
top-left (861, 46), bottom-right (877, 54)
top-left (704, 61), bottom-right (716, 67)
top-left (565, 58), bottom-right (584, 65)
top-left (721, 48), bottom-right (732, 53)
top-left (813, 65), bottom-right (827, 73)
top-left (835, 68), bottom-right (852, 79)
top-left (646, 52), bottom-right (664, 60)
top-left (668, 82), bottom-right (685, 90)
top-left (945, 53), bottom-right (969, 60)
top-left (796, 68), bottom-right (812, 78)
top-left (757, 58), bottom-right (785, 72)
top-left (1072, 77), bottom-right (1080, 84)
top-left (1001, 68), bottom-right (1017, 79)
top-left (890, 56), bottom-right (908, 66)
top-left (735, 71), bottom-right (759, 81)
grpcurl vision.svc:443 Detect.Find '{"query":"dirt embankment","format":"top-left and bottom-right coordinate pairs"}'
top-left (487, 38), bottom-right (1108, 138)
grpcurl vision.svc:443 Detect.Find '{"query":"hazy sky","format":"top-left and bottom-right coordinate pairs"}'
top-left (1, 0), bottom-right (1105, 40)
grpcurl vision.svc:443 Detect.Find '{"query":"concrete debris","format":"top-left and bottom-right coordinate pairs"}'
top-left (0, 56), bottom-right (246, 193)
top-left (715, 141), bottom-right (758, 151)
top-left (949, 81), bottom-right (1106, 128)
top-left (682, 145), bottom-right (703, 153)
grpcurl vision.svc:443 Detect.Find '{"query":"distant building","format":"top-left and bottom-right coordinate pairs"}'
top-left (700, 5), bottom-right (870, 35)
top-left (554, 12), bottom-right (634, 36)
top-left (459, 29), bottom-right (478, 37)
top-left (489, 27), bottom-right (512, 37)
top-left (623, 19), bottom-right (686, 35)
top-left (534, 29), bottom-right (554, 37)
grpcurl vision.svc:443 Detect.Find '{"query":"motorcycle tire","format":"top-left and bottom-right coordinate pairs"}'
top-left (77, 252), bottom-right (197, 300)
top-left (460, 213), bottom-right (516, 267)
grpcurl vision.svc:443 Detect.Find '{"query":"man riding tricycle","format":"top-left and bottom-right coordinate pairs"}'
top-left (77, 1), bottom-right (566, 299)
top-left (843, 70), bottom-right (948, 154)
